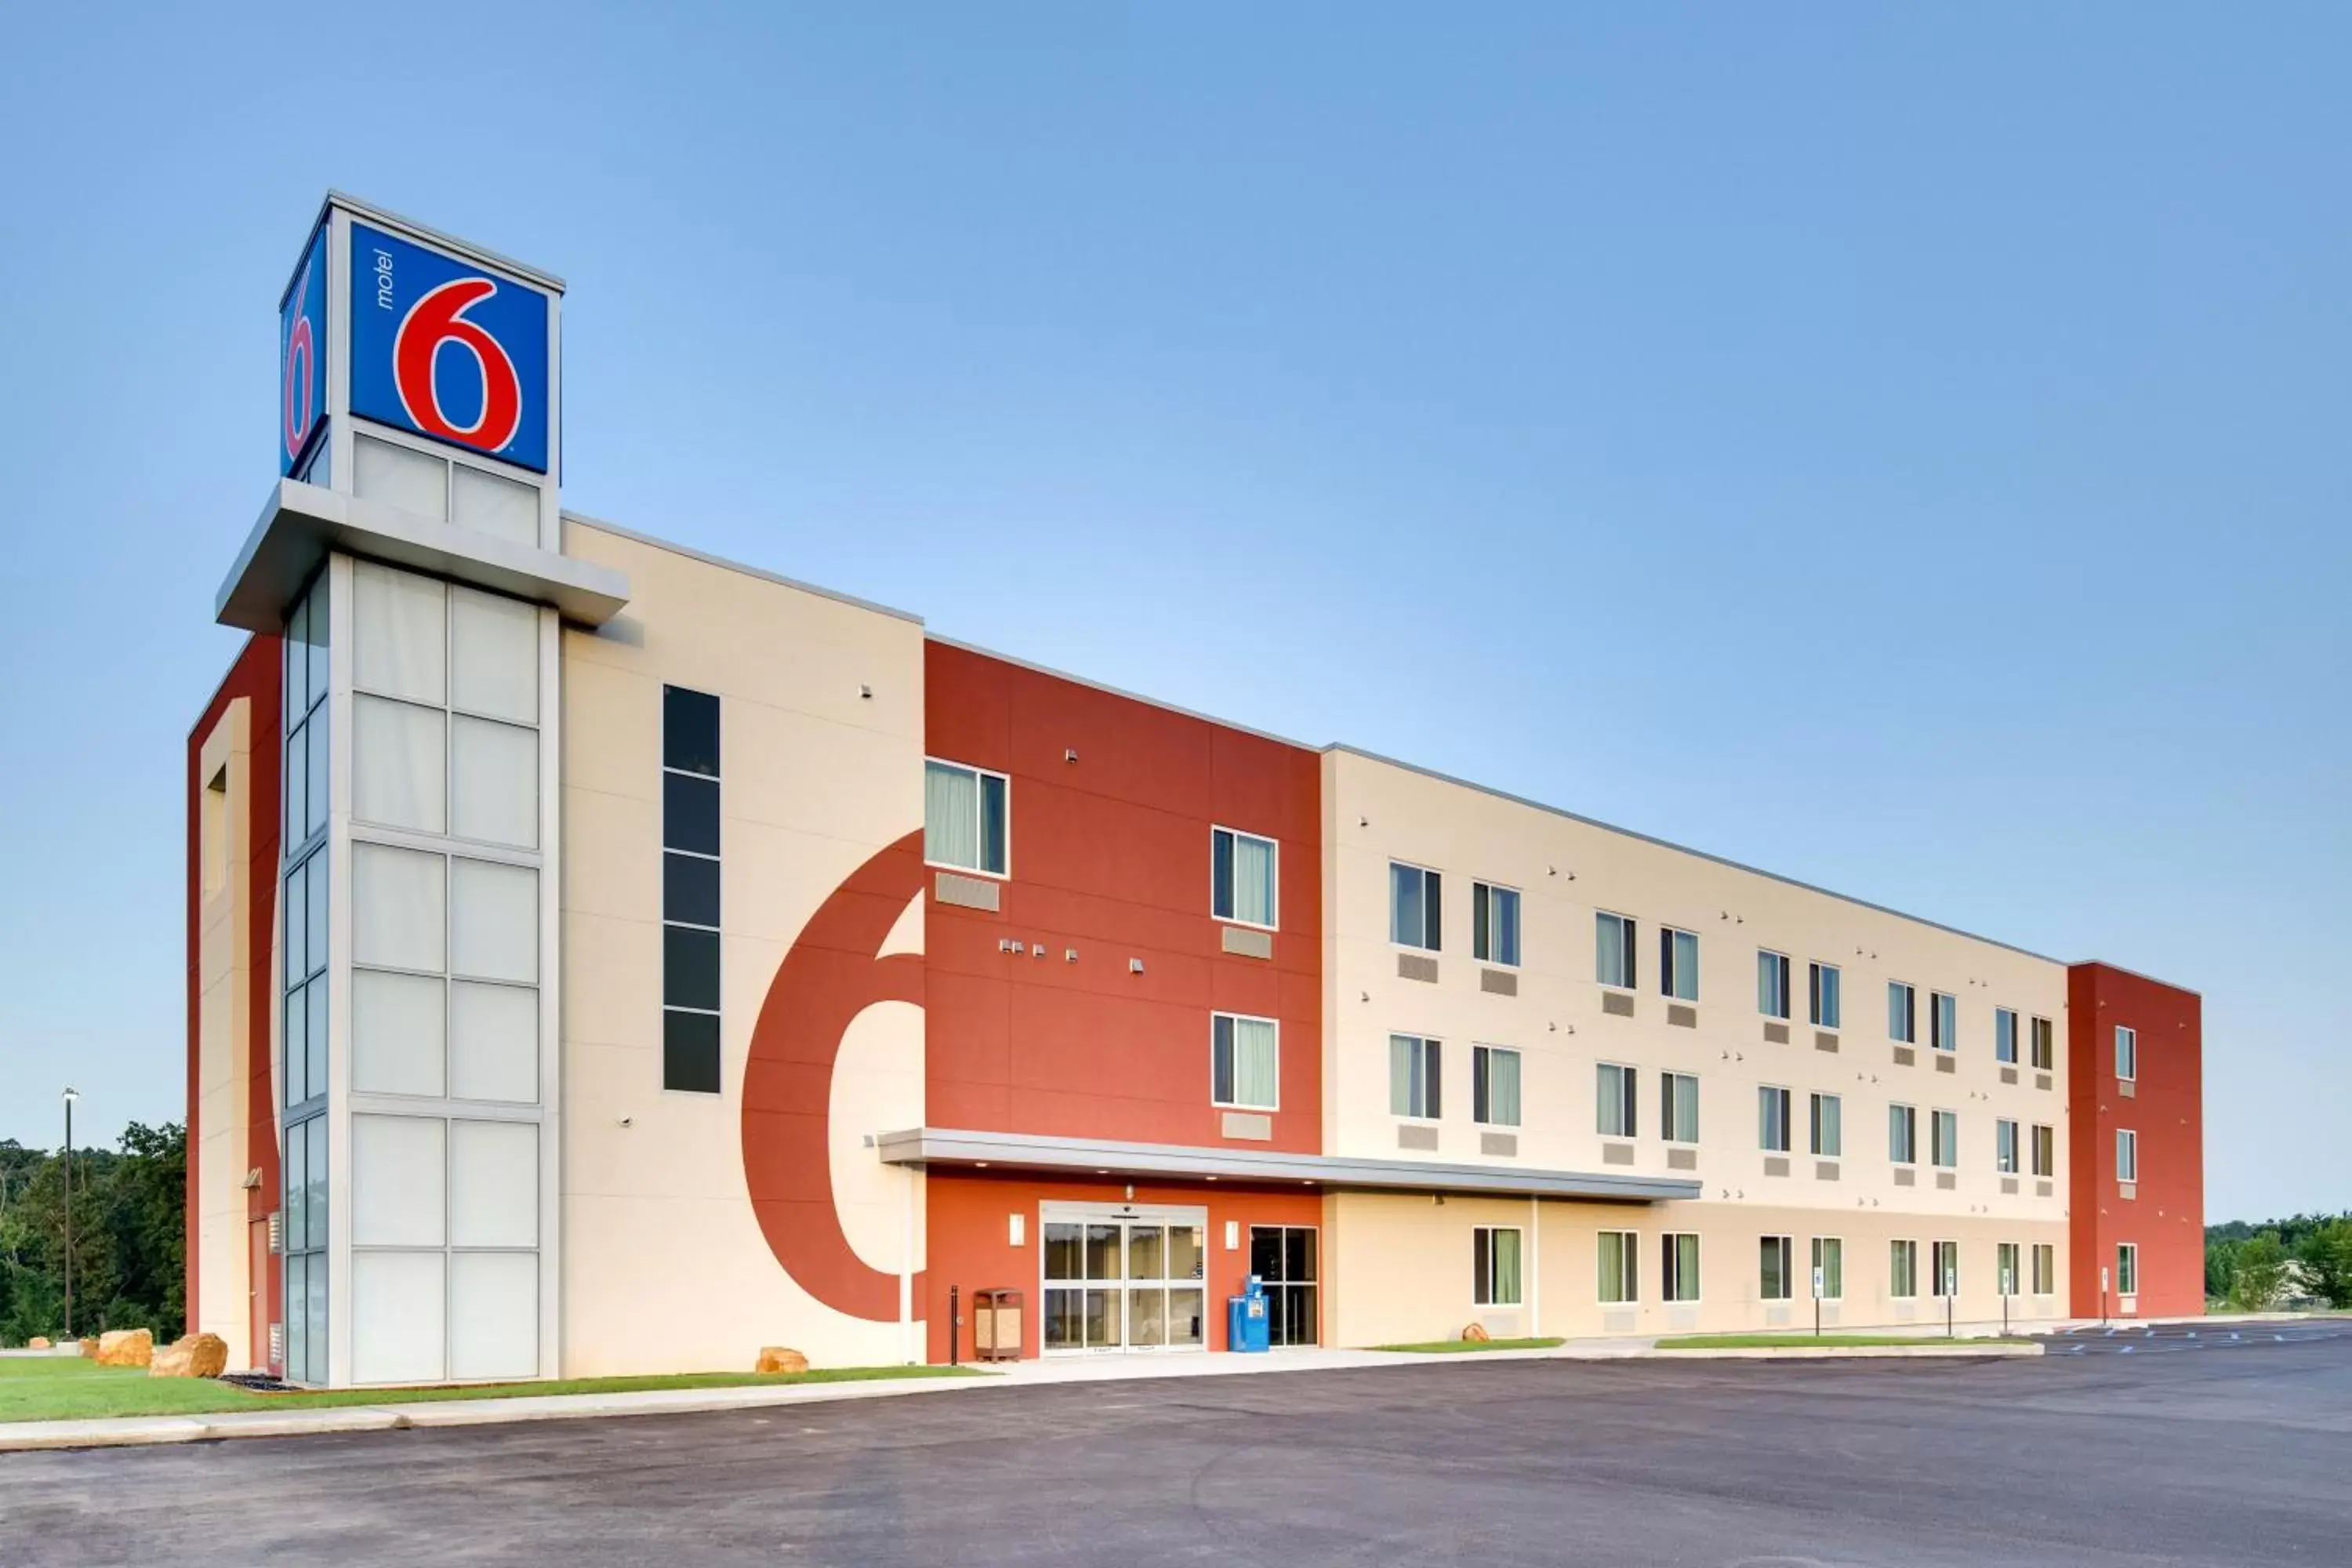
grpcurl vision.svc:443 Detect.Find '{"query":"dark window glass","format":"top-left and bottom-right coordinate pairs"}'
top-left (979, 771), bottom-right (1008, 874)
top-left (663, 851), bottom-right (720, 928)
top-left (663, 771), bottom-right (720, 855)
top-left (663, 686), bottom-right (720, 777)
top-left (1250, 1228), bottom-right (1283, 1281)
top-left (663, 925), bottom-right (722, 1011)
top-left (1211, 829), bottom-right (1234, 920)
top-left (662, 1010), bottom-right (722, 1094)
top-left (1287, 1227), bottom-right (1315, 1283)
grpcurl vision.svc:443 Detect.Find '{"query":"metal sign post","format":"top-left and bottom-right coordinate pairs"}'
top-left (1812, 1265), bottom-right (1824, 1338)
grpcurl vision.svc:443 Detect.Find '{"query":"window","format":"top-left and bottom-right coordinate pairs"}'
top-left (1890, 1240), bottom-right (1919, 1298)
top-left (1660, 1071), bottom-right (1700, 1144)
top-left (1809, 962), bottom-right (1842, 1029)
top-left (2031, 1123), bottom-right (2056, 1178)
top-left (1931, 1109), bottom-right (1958, 1168)
top-left (1473, 1227), bottom-right (1522, 1307)
top-left (278, 575), bottom-right (330, 1386)
top-left (1389, 1034), bottom-right (1441, 1119)
top-left (2114, 1025), bottom-right (2137, 1083)
top-left (924, 759), bottom-right (1008, 877)
top-left (1810, 1092), bottom-right (1842, 1158)
top-left (1210, 827), bottom-right (1277, 928)
top-left (1595, 911), bottom-right (1636, 989)
top-left (1662, 1232), bottom-right (1700, 1302)
top-left (1758, 1086), bottom-right (1792, 1153)
top-left (663, 687), bottom-right (723, 1094)
top-left (1472, 881), bottom-right (1520, 967)
top-left (1812, 1236), bottom-right (1843, 1301)
top-left (1598, 1231), bottom-right (1639, 1303)
top-left (1597, 1062), bottom-right (1638, 1138)
top-left (1660, 927), bottom-right (1700, 1002)
top-left (1757, 950), bottom-right (1791, 1019)
top-left (1931, 991), bottom-right (1958, 1053)
top-left (2117, 1243), bottom-right (2139, 1297)
top-left (1472, 1045), bottom-right (1521, 1127)
top-left (2031, 1015), bottom-right (2054, 1071)
top-left (1889, 982), bottom-right (1917, 1043)
top-left (1211, 1014), bottom-right (1279, 1110)
top-left (1390, 862), bottom-right (1441, 950)
top-left (1931, 1240), bottom-right (1960, 1298)
top-left (2116, 1128), bottom-right (2138, 1184)
top-left (1995, 1007), bottom-right (2019, 1065)
top-left (1889, 1103), bottom-right (1918, 1164)
top-left (1759, 1235), bottom-right (1795, 1301)
top-left (2033, 1243), bottom-right (2057, 1295)
top-left (1996, 1119), bottom-right (2020, 1174)
top-left (1997, 1242), bottom-right (2021, 1298)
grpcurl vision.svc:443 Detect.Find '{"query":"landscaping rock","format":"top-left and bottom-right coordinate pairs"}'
top-left (755, 1345), bottom-right (809, 1374)
top-left (27, 1337), bottom-right (49, 1350)
top-left (1461, 1323), bottom-right (1490, 1343)
top-left (78, 1338), bottom-right (98, 1358)
top-left (151, 1333), bottom-right (230, 1379)
top-left (96, 1328), bottom-right (154, 1368)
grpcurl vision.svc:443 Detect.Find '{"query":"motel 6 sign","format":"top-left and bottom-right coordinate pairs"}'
top-left (278, 225), bottom-right (328, 476)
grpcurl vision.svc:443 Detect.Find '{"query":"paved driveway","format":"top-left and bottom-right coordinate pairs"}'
top-left (5, 1334), bottom-right (2348, 1566)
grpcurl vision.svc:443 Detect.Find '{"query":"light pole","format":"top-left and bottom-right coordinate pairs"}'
top-left (61, 1087), bottom-right (78, 1340)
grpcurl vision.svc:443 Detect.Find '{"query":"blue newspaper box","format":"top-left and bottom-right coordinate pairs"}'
top-left (1227, 1274), bottom-right (1271, 1352)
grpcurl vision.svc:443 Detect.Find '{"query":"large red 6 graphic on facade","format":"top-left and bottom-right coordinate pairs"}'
top-left (742, 832), bottom-right (927, 1322)
top-left (393, 278), bottom-right (524, 456)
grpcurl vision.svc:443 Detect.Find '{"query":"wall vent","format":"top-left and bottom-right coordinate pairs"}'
top-left (1396, 953), bottom-right (1439, 984)
top-left (1220, 925), bottom-right (1273, 960)
top-left (1762, 1022), bottom-right (1790, 1045)
top-left (935, 872), bottom-right (1001, 913)
top-left (1602, 992), bottom-right (1635, 1018)
top-left (1479, 967), bottom-right (1518, 996)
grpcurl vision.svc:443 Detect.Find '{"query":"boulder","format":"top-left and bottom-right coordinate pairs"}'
top-left (96, 1328), bottom-right (154, 1368)
top-left (27, 1337), bottom-right (49, 1350)
top-left (755, 1345), bottom-right (809, 1374)
top-left (151, 1333), bottom-right (230, 1380)
top-left (1461, 1323), bottom-right (1491, 1343)
top-left (78, 1338), bottom-right (98, 1359)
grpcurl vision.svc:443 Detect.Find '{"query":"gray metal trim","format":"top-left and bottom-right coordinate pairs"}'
top-left (874, 1126), bottom-right (1700, 1203)
top-left (321, 190), bottom-right (567, 291)
top-left (217, 480), bottom-right (630, 632)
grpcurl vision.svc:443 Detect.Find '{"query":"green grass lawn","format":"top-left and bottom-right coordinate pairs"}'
top-left (1370, 1336), bottom-right (1566, 1354)
top-left (0, 1356), bottom-right (974, 1425)
top-left (1652, 1333), bottom-right (2032, 1350)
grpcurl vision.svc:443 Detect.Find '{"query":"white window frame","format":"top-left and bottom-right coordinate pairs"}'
top-left (1390, 1033), bottom-right (1442, 1122)
top-left (1889, 981), bottom-right (1917, 1044)
top-left (1389, 859), bottom-right (1442, 952)
top-left (2031, 1123), bottom-right (2056, 1178)
top-left (922, 756), bottom-right (1011, 879)
top-left (1809, 1091), bottom-right (1842, 1159)
top-left (1994, 1007), bottom-right (2019, 1065)
top-left (2116, 1127), bottom-right (2139, 1184)
top-left (1471, 880), bottom-right (1522, 968)
top-left (1809, 961), bottom-right (1842, 1029)
top-left (1597, 1230), bottom-right (1639, 1304)
top-left (1997, 1241), bottom-right (2022, 1298)
top-left (1209, 825), bottom-right (1279, 931)
top-left (2117, 1242), bottom-right (2140, 1298)
top-left (1930, 990), bottom-right (1958, 1054)
top-left (1472, 1225), bottom-right (1523, 1308)
top-left (1595, 909), bottom-right (1636, 991)
top-left (1890, 1238), bottom-right (1919, 1300)
top-left (2031, 1014), bottom-right (2056, 1071)
top-left (1597, 1061), bottom-right (1639, 1140)
top-left (1811, 1235), bottom-right (1844, 1301)
top-left (1472, 1044), bottom-right (1522, 1129)
top-left (1889, 1102), bottom-right (1918, 1166)
top-left (2032, 1242), bottom-right (2057, 1296)
top-left (1661, 925), bottom-right (1700, 1003)
top-left (2114, 1025), bottom-right (2137, 1083)
top-left (1209, 1011), bottom-right (1279, 1112)
top-left (1758, 1084), bottom-right (1793, 1155)
top-left (1996, 1118), bottom-right (2020, 1174)
top-left (1757, 949), bottom-right (1791, 1020)
top-left (1662, 1232), bottom-right (1701, 1304)
top-left (1931, 1108), bottom-right (1959, 1169)
top-left (1930, 1240), bottom-right (1961, 1299)
top-left (1759, 1233), bottom-right (1795, 1301)
top-left (1660, 1070), bottom-right (1700, 1145)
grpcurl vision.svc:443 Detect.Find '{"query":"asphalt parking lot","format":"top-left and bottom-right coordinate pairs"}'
top-left (5, 1330), bottom-right (2349, 1567)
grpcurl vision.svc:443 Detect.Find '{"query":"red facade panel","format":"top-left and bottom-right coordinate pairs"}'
top-left (2067, 961), bottom-right (2204, 1318)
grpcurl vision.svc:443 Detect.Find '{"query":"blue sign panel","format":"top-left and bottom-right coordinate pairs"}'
top-left (347, 221), bottom-right (550, 474)
top-left (279, 224), bottom-right (328, 475)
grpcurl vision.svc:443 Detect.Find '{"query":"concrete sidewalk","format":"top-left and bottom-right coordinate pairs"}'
top-left (0, 1330), bottom-right (2070, 1454)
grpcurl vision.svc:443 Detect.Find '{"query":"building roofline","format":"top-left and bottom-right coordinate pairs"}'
top-left (187, 631), bottom-right (263, 742)
top-left (923, 633), bottom-right (1322, 754)
top-left (2066, 958), bottom-right (2203, 998)
top-left (321, 190), bottom-right (568, 292)
top-left (560, 513), bottom-right (925, 626)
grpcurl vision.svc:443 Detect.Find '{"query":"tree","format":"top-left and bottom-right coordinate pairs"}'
top-left (2230, 1232), bottom-right (2289, 1312)
top-left (0, 1124), bottom-right (186, 1346)
top-left (2297, 1219), bottom-right (2352, 1310)
top-left (2205, 1237), bottom-right (2241, 1303)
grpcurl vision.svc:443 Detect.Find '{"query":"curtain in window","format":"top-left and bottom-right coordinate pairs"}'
top-left (1389, 1034), bottom-right (1418, 1117)
top-left (1599, 1235), bottom-right (1629, 1303)
top-left (1669, 929), bottom-right (1700, 1000)
top-left (924, 762), bottom-right (978, 869)
top-left (1230, 833), bottom-right (1275, 927)
top-left (1483, 1048), bottom-right (1521, 1127)
top-left (1229, 1016), bottom-right (1277, 1109)
top-left (1488, 1229), bottom-right (1522, 1306)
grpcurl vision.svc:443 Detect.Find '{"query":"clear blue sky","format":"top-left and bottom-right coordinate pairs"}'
top-left (1, 5), bottom-right (2342, 1223)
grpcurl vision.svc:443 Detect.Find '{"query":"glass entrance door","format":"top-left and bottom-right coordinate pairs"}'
top-left (1044, 1215), bottom-right (1208, 1352)
top-left (1250, 1225), bottom-right (1319, 1346)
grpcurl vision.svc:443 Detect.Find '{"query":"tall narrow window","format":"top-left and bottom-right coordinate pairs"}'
top-left (1889, 982), bottom-right (1917, 1044)
top-left (2032, 1243), bottom-right (2056, 1294)
top-left (1997, 1242), bottom-right (2021, 1298)
top-left (1211, 1014), bottom-right (1279, 1110)
top-left (278, 572), bottom-right (330, 1385)
top-left (1931, 1109), bottom-right (1958, 1168)
top-left (1597, 1062), bottom-right (1638, 1138)
top-left (1996, 1118), bottom-right (2020, 1174)
top-left (924, 759), bottom-right (1008, 877)
top-left (1890, 1239), bottom-right (1919, 1298)
top-left (1930, 991), bottom-right (1958, 1053)
top-left (1810, 1092), bottom-right (1842, 1157)
top-left (1595, 912), bottom-right (1636, 989)
top-left (2116, 1243), bottom-right (2139, 1297)
top-left (1472, 1045), bottom-right (1521, 1127)
top-left (1931, 1240), bottom-right (1959, 1298)
top-left (1662, 1233), bottom-right (1701, 1302)
top-left (1757, 950), bottom-right (1791, 1019)
top-left (1809, 962), bottom-right (1842, 1029)
top-left (1758, 1086), bottom-right (1792, 1153)
top-left (2031, 1123), bottom-right (2056, 1178)
top-left (1811, 1236), bottom-right (1843, 1300)
top-left (1390, 862), bottom-right (1442, 951)
top-left (1889, 1103), bottom-right (1918, 1165)
top-left (2116, 1128), bottom-right (2139, 1183)
top-left (662, 686), bottom-right (723, 1094)
top-left (2031, 1016), bottom-right (2055, 1071)
top-left (1760, 1236), bottom-right (1794, 1301)
top-left (1598, 1231), bottom-right (1639, 1304)
top-left (1472, 1227), bottom-right (1523, 1307)
top-left (1472, 881), bottom-right (1520, 967)
top-left (1389, 1034), bottom-right (1441, 1120)
top-left (1211, 827), bottom-right (1277, 929)
top-left (1660, 1071), bottom-right (1700, 1143)
top-left (2114, 1025), bottom-right (2137, 1083)
top-left (1660, 927), bottom-right (1700, 1001)
top-left (1994, 1007), bottom-right (2019, 1065)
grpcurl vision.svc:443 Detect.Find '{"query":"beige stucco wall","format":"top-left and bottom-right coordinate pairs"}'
top-left (1321, 747), bottom-right (2075, 1328)
top-left (557, 522), bottom-right (927, 1375)
top-left (193, 699), bottom-right (256, 1369)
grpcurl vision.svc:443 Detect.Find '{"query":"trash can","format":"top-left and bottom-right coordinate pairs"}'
top-left (1226, 1274), bottom-right (1271, 1353)
top-left (972, 1288), bottom-right (1024, 1362)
